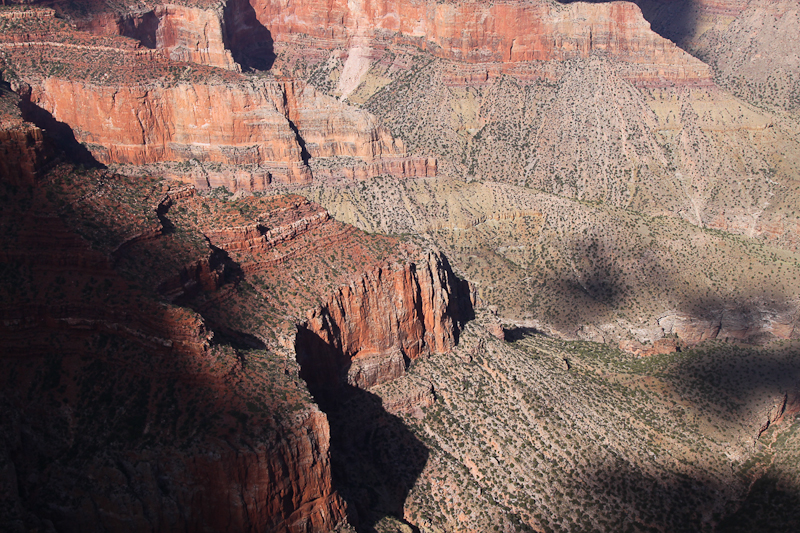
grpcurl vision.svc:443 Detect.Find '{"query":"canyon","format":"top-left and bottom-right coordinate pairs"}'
top-left (2, 0), bottom-right (800, 532)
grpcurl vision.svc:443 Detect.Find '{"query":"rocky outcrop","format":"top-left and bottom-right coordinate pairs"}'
top-left (150, 4), bottom-right (239, 71)
top-left (296, 250), bottom-right (473, 390)
top-left (0, 117), bottom-right (55, 186)
top-left (0, 2), bottom-right (436, 187)
top-left (658, 304), bottom-right (799, 345)
top-left (0, 80), bottom-right (58, 186)
top-left (0, 157), bottom-right (355, 532)
top-left (205, 206), bottom-right (331, 255)
top-left (72, 2), bottom-right (239, 70)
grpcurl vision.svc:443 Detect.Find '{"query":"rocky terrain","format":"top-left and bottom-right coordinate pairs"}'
top-left (301, 175), bottom-right (800, 346)
top-left (0, 83), bottom-right (470, 531)
top-left (2, 0), bottom-right (800, 532)
top-left (636, 0), bottom-right (800, 115)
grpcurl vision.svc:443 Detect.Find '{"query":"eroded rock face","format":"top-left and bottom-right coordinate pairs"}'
top-left (151, 4), bottom-right (239, 70)
top-left (29, 77), bottom-right (308, 176)
top-left (297, 250), bottom-right (473, 390)
top-left (0, 4), bottom-right (435, 188)
top-left (0, 130), bottom-right (355, 531)
top-left (0, 118), bottom-right (55, 186)
top-left (252, 0), bottom-right (711, 86)
top-left (22, 75), bottom-right (432, 186)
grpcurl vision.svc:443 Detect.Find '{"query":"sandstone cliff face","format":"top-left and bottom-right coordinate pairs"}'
top-left (151, 4), bottom-right (239, 71)
top-left (22, 74), bottom-right (432, 186)
top-left (297, 250), bottom-right (472, 390)
top-left (252, 0), bottom-right (710, 86)
top-left (21, 74), bottom-right (428, 186)
top-left (658, 303), bottom-right (799, 345)
top-left (29, 76), bottom-right (309, 178)
top-left (0, 117), bottom-right (55, 186)
top-left (0, 80), bottom-right (57, 185)
top-left (71, 2), bottom-right (238, 70)
top-left (0, 3), bottom-right (435, 188)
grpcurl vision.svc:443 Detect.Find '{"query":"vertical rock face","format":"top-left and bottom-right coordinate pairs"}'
top-left (20, 73), bottom-right (432, 186)
top-left (0, 4), bottom-right (435, 187)
top-left (0, 129), bottom-right (353, 532)
top-left (152, 4), bottom-right (239, 71)
top-left (297, 251), bottom-right (473, 390)
top-left (25, 76), bottom-right (429, 185)
top-left (115, 4), bottom-right (239, 70)
top-left (29, 77), bottom-right (306, 174)
top-left (0, 82), bottom-right (57, 186)
top-left (248, 0), bottom-right (710, 85)
top-left (0, 119), bottom-right (55, 186)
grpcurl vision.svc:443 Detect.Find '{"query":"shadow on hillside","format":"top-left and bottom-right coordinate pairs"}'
top-left (582, 457), bottom-right (800, 531)
top-left (666, 341), bottom-right (800, 427)
top-left (223, 0), bottom-right (276, 71)
top-left (317, 385), bottom-right (427, 532)
top-left (18, 97), bottom-right (103, 169)
top-left (118, 11), bottom-right (159, 49)
top-left (554, 0), bottom-right (699, 52)
top-left (295, 326), bottom-right (428, 531)
top-left (505, 325), bottom-right (549, 341)
top-left (717, 471), bottom-right (800, 533)
top-left (534, 235), bottom-right (636, 332)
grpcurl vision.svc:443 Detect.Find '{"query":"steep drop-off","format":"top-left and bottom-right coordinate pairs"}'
top-left (297, 250), bottom-right (473, 390)
top-left (0, 168), bottom-right (345, 531)
top-left (0, 98), bottom-right (468, 531)
top-left (254, 0), bottom-right (711, 87)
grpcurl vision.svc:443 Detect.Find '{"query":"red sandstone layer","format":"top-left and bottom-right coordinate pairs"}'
top-left (252, 0), bottom-right (712, 86)
top-left (298, 250), bottom-right (472, 389)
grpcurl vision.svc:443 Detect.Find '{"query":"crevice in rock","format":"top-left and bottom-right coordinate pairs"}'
top-left (286, 117), bottom-right (312, 166)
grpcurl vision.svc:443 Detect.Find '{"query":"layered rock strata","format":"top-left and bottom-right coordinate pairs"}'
top-left (0, 5), bottom-right (435, 188)
top-left (297, 251), bottom-right (473, 390)
top-left (23, 75), bottom-right (432, 185)
top-left (144, 4), bottom-right (239, 70)
top-left (253, 0), bottom-right (711, 86)
top-left (0, 131), bottom-right (357, 531)
top-left (657, 304), bottom-right (799, 345)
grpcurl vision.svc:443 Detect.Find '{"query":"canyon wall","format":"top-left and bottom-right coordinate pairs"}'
top-left (25, 76), bottom-right (432, 186)
top-left (0, 134), bottom-right (351, 531)
top-left (658, 304), bottom-right (799, 345)
top-left (29, 76), bottom-right (307, 178)
top-left (249, 0), bottom-right (711, 85)
top-left (151, 4), bottom-right (239, 70)
top-left (0, 118), bottom-right (55, 186)
top-left (297, 250), bottom-right (473, 390)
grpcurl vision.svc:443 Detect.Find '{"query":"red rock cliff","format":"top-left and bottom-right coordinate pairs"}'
top-left (249, 0), bottom-right (711, 85)
top-left (0, 143), bottom-right (350, 531)
top-left (297, 250), bottom-right (473, 389)
top-left (24, 75), bottom-right (432, 185)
